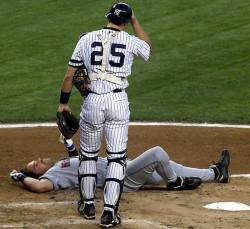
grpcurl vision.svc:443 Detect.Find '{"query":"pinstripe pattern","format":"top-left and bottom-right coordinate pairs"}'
top-left (104, 152), bottom-right (126, 210)
top-left (79, 91), bottom-right (129, 206)
top-left (78, 159), bottom-right (97, 203)
top-left (69, 28), bottom-right (150, 94)
top-left (74, 26), bottom-right (150, 212)
top-left (80, 91), bottom-right (129, 152)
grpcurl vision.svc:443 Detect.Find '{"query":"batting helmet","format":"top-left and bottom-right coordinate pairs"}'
top-left (105, 2), bottom-right (132, 25)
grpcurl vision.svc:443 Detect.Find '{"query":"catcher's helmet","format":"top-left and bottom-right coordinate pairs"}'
top-left (105, 2), bottom-right (132, 25)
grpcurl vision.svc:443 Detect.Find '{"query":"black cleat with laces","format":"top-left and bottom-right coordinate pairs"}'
top-left (100, 210), bottom-right (121, 228)
top-left (167, 176), bottom-right (202, 190)
top-left (77, 201), bottom-right (95, 220)
top-left (209, 149), bottom-right (231, 183)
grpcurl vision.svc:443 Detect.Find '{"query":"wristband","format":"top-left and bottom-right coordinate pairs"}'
top-left (19, 173), bottom-right (27, 183)
top-left (60, 91), bottom-right (71, 104)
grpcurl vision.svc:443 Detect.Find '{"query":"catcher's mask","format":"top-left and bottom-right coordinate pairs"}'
top-left (105, 2), bottom-right (132, 25)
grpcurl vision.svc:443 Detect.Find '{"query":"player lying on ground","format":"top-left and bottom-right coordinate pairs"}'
top-left (10, 137), bottom-right (230, 193)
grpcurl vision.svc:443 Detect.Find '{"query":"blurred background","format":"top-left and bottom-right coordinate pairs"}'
top-left (0, 0), bottom-right (249, 123)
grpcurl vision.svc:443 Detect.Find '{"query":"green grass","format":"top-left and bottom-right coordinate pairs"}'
top-left (0, 0), bottom-right (250, 123)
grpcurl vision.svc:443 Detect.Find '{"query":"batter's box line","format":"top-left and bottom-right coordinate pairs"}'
top-left (0, 217), bottom-right (175, 229)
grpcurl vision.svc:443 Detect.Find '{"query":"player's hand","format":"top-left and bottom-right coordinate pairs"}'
top-left (58, 103), bottom-right (71, 113)
top-left (130, 11), bottom-right (137, 25)
top-left (10, 170), bottom-right (27, 182)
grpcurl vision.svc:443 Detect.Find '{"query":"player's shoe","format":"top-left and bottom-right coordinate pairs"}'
top-left (167, 176), bottom-right (202, 190)
top-left (100, 210), bottom-right (121, 228)
top-left (209, 149), bottom-right (230, 183)
top-left (77, 200), bottom-right (95, 220)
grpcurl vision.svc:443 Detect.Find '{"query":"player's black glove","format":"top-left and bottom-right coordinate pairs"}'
top-left (72, 65), bottom-right (91, 96)
top-left (56, 111), bottom-right (79, 139)
top-left (10, 170), bottom-right (27, 182)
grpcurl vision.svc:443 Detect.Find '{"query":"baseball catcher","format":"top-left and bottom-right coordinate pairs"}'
top-left (56, 110), bottom-right (79, 139)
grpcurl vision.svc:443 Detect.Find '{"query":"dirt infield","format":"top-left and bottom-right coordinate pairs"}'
top-left (0, 126), bottom-right (250, 228)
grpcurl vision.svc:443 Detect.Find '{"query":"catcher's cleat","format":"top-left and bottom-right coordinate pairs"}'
top-left (100, 210), bottom-right (121, 228)
top-left (167, 176), bottom-right (202, 190)
top-left (210, 149), bottom-right (231, 183)
top-left (77, 201), bottom-right (95, 220)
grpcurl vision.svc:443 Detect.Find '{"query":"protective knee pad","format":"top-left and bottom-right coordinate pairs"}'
top-left (103, 150), bottom-right (127, 212)
top-left (78, 150), bottom-right (98, 203)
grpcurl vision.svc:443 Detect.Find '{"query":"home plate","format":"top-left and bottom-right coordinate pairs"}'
top-left (204, 202), bottom-right (250, 211)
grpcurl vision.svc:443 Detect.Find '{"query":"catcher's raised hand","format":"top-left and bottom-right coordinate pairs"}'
top-left (10, 170), bottom-right (27, 182)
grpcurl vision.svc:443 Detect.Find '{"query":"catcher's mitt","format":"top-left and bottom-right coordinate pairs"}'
top-left (72, 65), bottom-right (90, 96)
top-left (56, 111), bottom-right (79, 139)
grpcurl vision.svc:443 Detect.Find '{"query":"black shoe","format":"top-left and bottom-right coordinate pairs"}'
top-left (167, 176), bottom-right (202, 190)
top-left (100, 210), bottom-right (121, 228)
top-left (210, 149), bottom-right (231, 183)
top-left (77, 200), bottom-right (95, 220)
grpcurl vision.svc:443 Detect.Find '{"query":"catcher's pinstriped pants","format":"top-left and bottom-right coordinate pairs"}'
top-left (78, 90), bottom-right (130, 210)
top-left (79, 91), bottom-right (130, 153)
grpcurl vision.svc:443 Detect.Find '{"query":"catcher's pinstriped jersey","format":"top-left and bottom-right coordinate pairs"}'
top-left (69, 27), bottom-right (150, 94)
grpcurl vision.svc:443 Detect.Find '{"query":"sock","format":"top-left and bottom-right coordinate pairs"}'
top-left (211, 166), bottom-right (219, 180)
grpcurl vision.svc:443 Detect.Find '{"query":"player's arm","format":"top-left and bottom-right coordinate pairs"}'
top-left (58, 66), bottom-right (78, 113)
top-left (130, 13), bottom-right (151, 46)
top-left (22, 177), bottom-right (54, 193)
top-left (10, 171), bottom-right (53, 193)
top-left (58, 37), bottom-right (84, 113)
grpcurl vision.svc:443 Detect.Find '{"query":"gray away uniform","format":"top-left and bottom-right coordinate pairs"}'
top-left (40, 146), bottom-right (215, 191)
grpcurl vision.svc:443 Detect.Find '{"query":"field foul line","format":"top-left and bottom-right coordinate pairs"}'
top-left (1, 122), bottom-right (250, 129)
top-left (0, 201), bottom-right (76, 208)
top-left (0, 218), bottom-right (172, 229)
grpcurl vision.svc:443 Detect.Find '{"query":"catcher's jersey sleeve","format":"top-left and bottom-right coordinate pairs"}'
top-left (68, 39), bottom-right (84, 68)
top-left (130, 35), bottom-right (150, 61)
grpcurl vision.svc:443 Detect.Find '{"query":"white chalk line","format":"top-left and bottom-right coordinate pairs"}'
top-left (230, 174), bottom-right (250, 178)
top-left (0, 217), bottom-right (171, 229)
top-left (0, 201), bottom-right (76, 208)
top-left (1, 122), bottom-right (250, 128)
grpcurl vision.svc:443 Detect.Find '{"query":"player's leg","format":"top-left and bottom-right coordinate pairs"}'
top-left (100, 92), bottom-right (129, 227)
top-left (125, 146), bottom-right (177, 191)
top-left (169, 161), bottom-right (215, 182)
top-left (169, 149), bottom-right (231, 182)
top-left (78, 94), bottom-right (104, 219)
top-left (126, 146), bottom-right (202, 190)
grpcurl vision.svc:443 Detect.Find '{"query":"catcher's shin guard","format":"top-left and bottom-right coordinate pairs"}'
top-left (103, 150), bottom-right (127, 213)
top-left (78, 150), bottom-right (98, 205)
